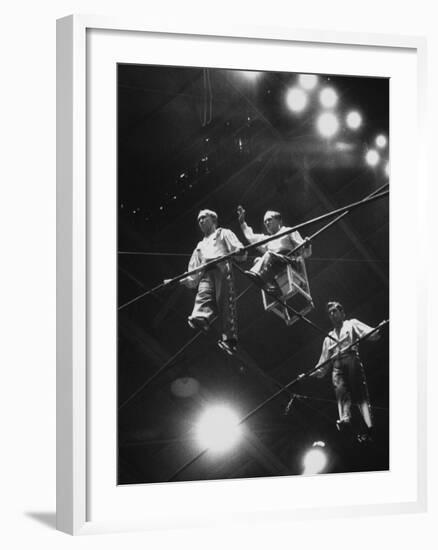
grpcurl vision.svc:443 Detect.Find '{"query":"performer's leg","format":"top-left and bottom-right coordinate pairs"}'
top-left (246, 251), bottom-right (284, 292)
top-left (350, 359), bottom-right (373, 429)
top-left (215, 262), bottom-right (238, 348)
top-left (188, 271), bottom-right (216, 329)
top-left (250, 251), bottom-right (277, 279)
top-left (332, 361), bottom-right (352, 426)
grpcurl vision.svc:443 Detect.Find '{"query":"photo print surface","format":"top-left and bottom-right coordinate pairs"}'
top-left (117, 64), bottom-right (389, 484)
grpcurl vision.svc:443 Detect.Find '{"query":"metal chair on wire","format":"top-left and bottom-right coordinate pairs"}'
top-left (261, 256), bottom-right (314, 326)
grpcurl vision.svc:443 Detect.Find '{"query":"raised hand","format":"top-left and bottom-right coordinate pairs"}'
top-left (237, 205), bottom-right (246, 224)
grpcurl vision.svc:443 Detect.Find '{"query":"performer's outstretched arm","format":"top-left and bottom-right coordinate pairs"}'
top-left (351, 319), bottom-right (381, 342)
top-left (237, 205), bottom-right (267, 251)
top-left (179, 248), bottom-right (203, 289)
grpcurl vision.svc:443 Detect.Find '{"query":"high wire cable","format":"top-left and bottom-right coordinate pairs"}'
top-left (118, 284), bottom-right (252, 411)
top-left (232, 262), bottom-right (339, 344)
top-left (238, 320), bottom-right (388, 423)
top-left (119, 184), bottom-right (388, 409)
top-left (232, 181), bottom-right (389, 343)
top-left (118, 183), bottom-right (388, 261)
top-left (118, 189), bottom-right (388, 311)
top-left (167, 319), bottom-right (389, 481)
top-left (118, 251), bottom-right (388, 263)
top-left (275, 182), bottom-right (389, 261)
top-left (119, 269), bottom-right (334, 412)
top-left (284, 392), bottom-right (389, 412)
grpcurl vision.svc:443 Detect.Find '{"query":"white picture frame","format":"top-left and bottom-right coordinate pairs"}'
top-left (56, 14), bottom-right (427, 535)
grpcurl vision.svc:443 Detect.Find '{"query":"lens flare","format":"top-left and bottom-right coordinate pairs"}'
top-left (317, 112), bottom-right (339, 138)
top-left (195, 405), bottom-right (242, 453)
top-left (286, 87), bottom-right (308, 113)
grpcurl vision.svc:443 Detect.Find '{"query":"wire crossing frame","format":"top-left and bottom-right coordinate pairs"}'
top-left (57, 15), bottom-right (427, 535)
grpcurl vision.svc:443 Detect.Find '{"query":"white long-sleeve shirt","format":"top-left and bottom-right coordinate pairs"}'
top-left (317, 318), bottom-right (380, 368)
top-left (240, 222), bottom-right (311, 257)
top-left (182, 227), bottom-right (245, 289)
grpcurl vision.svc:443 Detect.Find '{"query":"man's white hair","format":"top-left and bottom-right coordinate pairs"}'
top-left (197, 209), bottom-right (218, 222)
top-left (263, 210), bottom-right (282, 223)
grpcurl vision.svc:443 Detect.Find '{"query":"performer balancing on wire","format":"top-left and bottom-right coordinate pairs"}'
top-left (237, 205), bottom-right (312, 295)
top-left (312, 301), bottom-right (384, 443)
top-left (165, 209), bottom-right (246, 356)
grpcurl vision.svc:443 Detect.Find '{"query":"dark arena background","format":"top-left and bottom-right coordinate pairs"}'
top-left (117, 65), bottom-right (389, 484)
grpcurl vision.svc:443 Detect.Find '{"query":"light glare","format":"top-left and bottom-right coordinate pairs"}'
top-left (375, 134), bottom-right (387, 148)
top-left (298, 74), bottom-right (318, 90)
top-left (365, 149), bottom-right (380, 166)
top-left (195, 405), bottom-right (241, 453)
top-left (319, 87), bottom-right (338, 108)
top-left (239, 71), bottom-right (261, 82)
top-left (302, 448), bottom-right (327, 475)
top-left (286, 87), bottom-right (308, 113)
top-left (317, 112), bottom-right (339, 138)
top-left (346, 111), bottom-right (362, 129)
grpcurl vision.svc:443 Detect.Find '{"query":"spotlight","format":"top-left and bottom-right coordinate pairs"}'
top-left (365, 149), bottom-right (380, 167)
top-left (302, 441), bottom-right (328, 475)
top-left (375, 134), bottom-right (387, 148)
top-left (319, 87), bottom-right (338, 108)
top-left (316, 112), bottom-right (339, 138)
top-left (195, 405), bottom-right (242, 454)
top-left (385, 161), bottom-right (390, 178)
top-left (298, 74), bottom-right (318, 90)
top-left (286, 87), bottom-right (308, 113)
top-left (346, 111), bottom-right (362, 130)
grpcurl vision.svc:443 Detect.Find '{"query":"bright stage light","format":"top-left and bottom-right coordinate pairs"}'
top-left (365, 149), bottom-right (380, 166)
top-left (319, 87), bottom-right (338, 108)
top-left (375, 134), bottom-right (387, 148)
top-left (286, 87), bottom-right (308, 113)
top-left (346, 111), bottom-right (362, 130)
top-left (316, 112), bottom-right (339, 138)
top-left (239, 71), bottom-right (261, 82)
top-left (298, 74), bottom-right (318, 90)
top-left (302, 441), bottom-right (328, 475)
top-left (385, 162), bottom-right (390, 178)
top-left (195, 405), bottom-right (242, 453)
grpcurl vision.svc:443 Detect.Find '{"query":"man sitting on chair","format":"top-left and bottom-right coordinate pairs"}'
top-left (237, 205), bottom-right (311, 294)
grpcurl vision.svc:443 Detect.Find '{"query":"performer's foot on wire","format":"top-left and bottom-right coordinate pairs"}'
top-left (188, 316), bottom-right (210, 333)
top-left (244, 270), bottom-right (265, 286)
top-left (357, 428), bottom-right (374, 444)
top-left (336, 418), bottom-right (352, 432)
top-left (356, 433), bottom-right (372, 444)
top-left (217, 338), bottom-right (237, 356)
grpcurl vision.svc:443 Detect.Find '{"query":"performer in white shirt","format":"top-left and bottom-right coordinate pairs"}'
top-left (174, 209), bottom-right (246, 355)
top-left (314, 301), bottom-right (382, 442)
top-left (237, 206), bottom-right (311, 294)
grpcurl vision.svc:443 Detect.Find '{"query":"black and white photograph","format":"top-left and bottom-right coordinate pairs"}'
top-left (117, 64), bottom-right (389, 485)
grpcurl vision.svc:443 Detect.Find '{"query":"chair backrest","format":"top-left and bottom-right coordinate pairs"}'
top-left (261, 261), bottom-right (314, 325)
